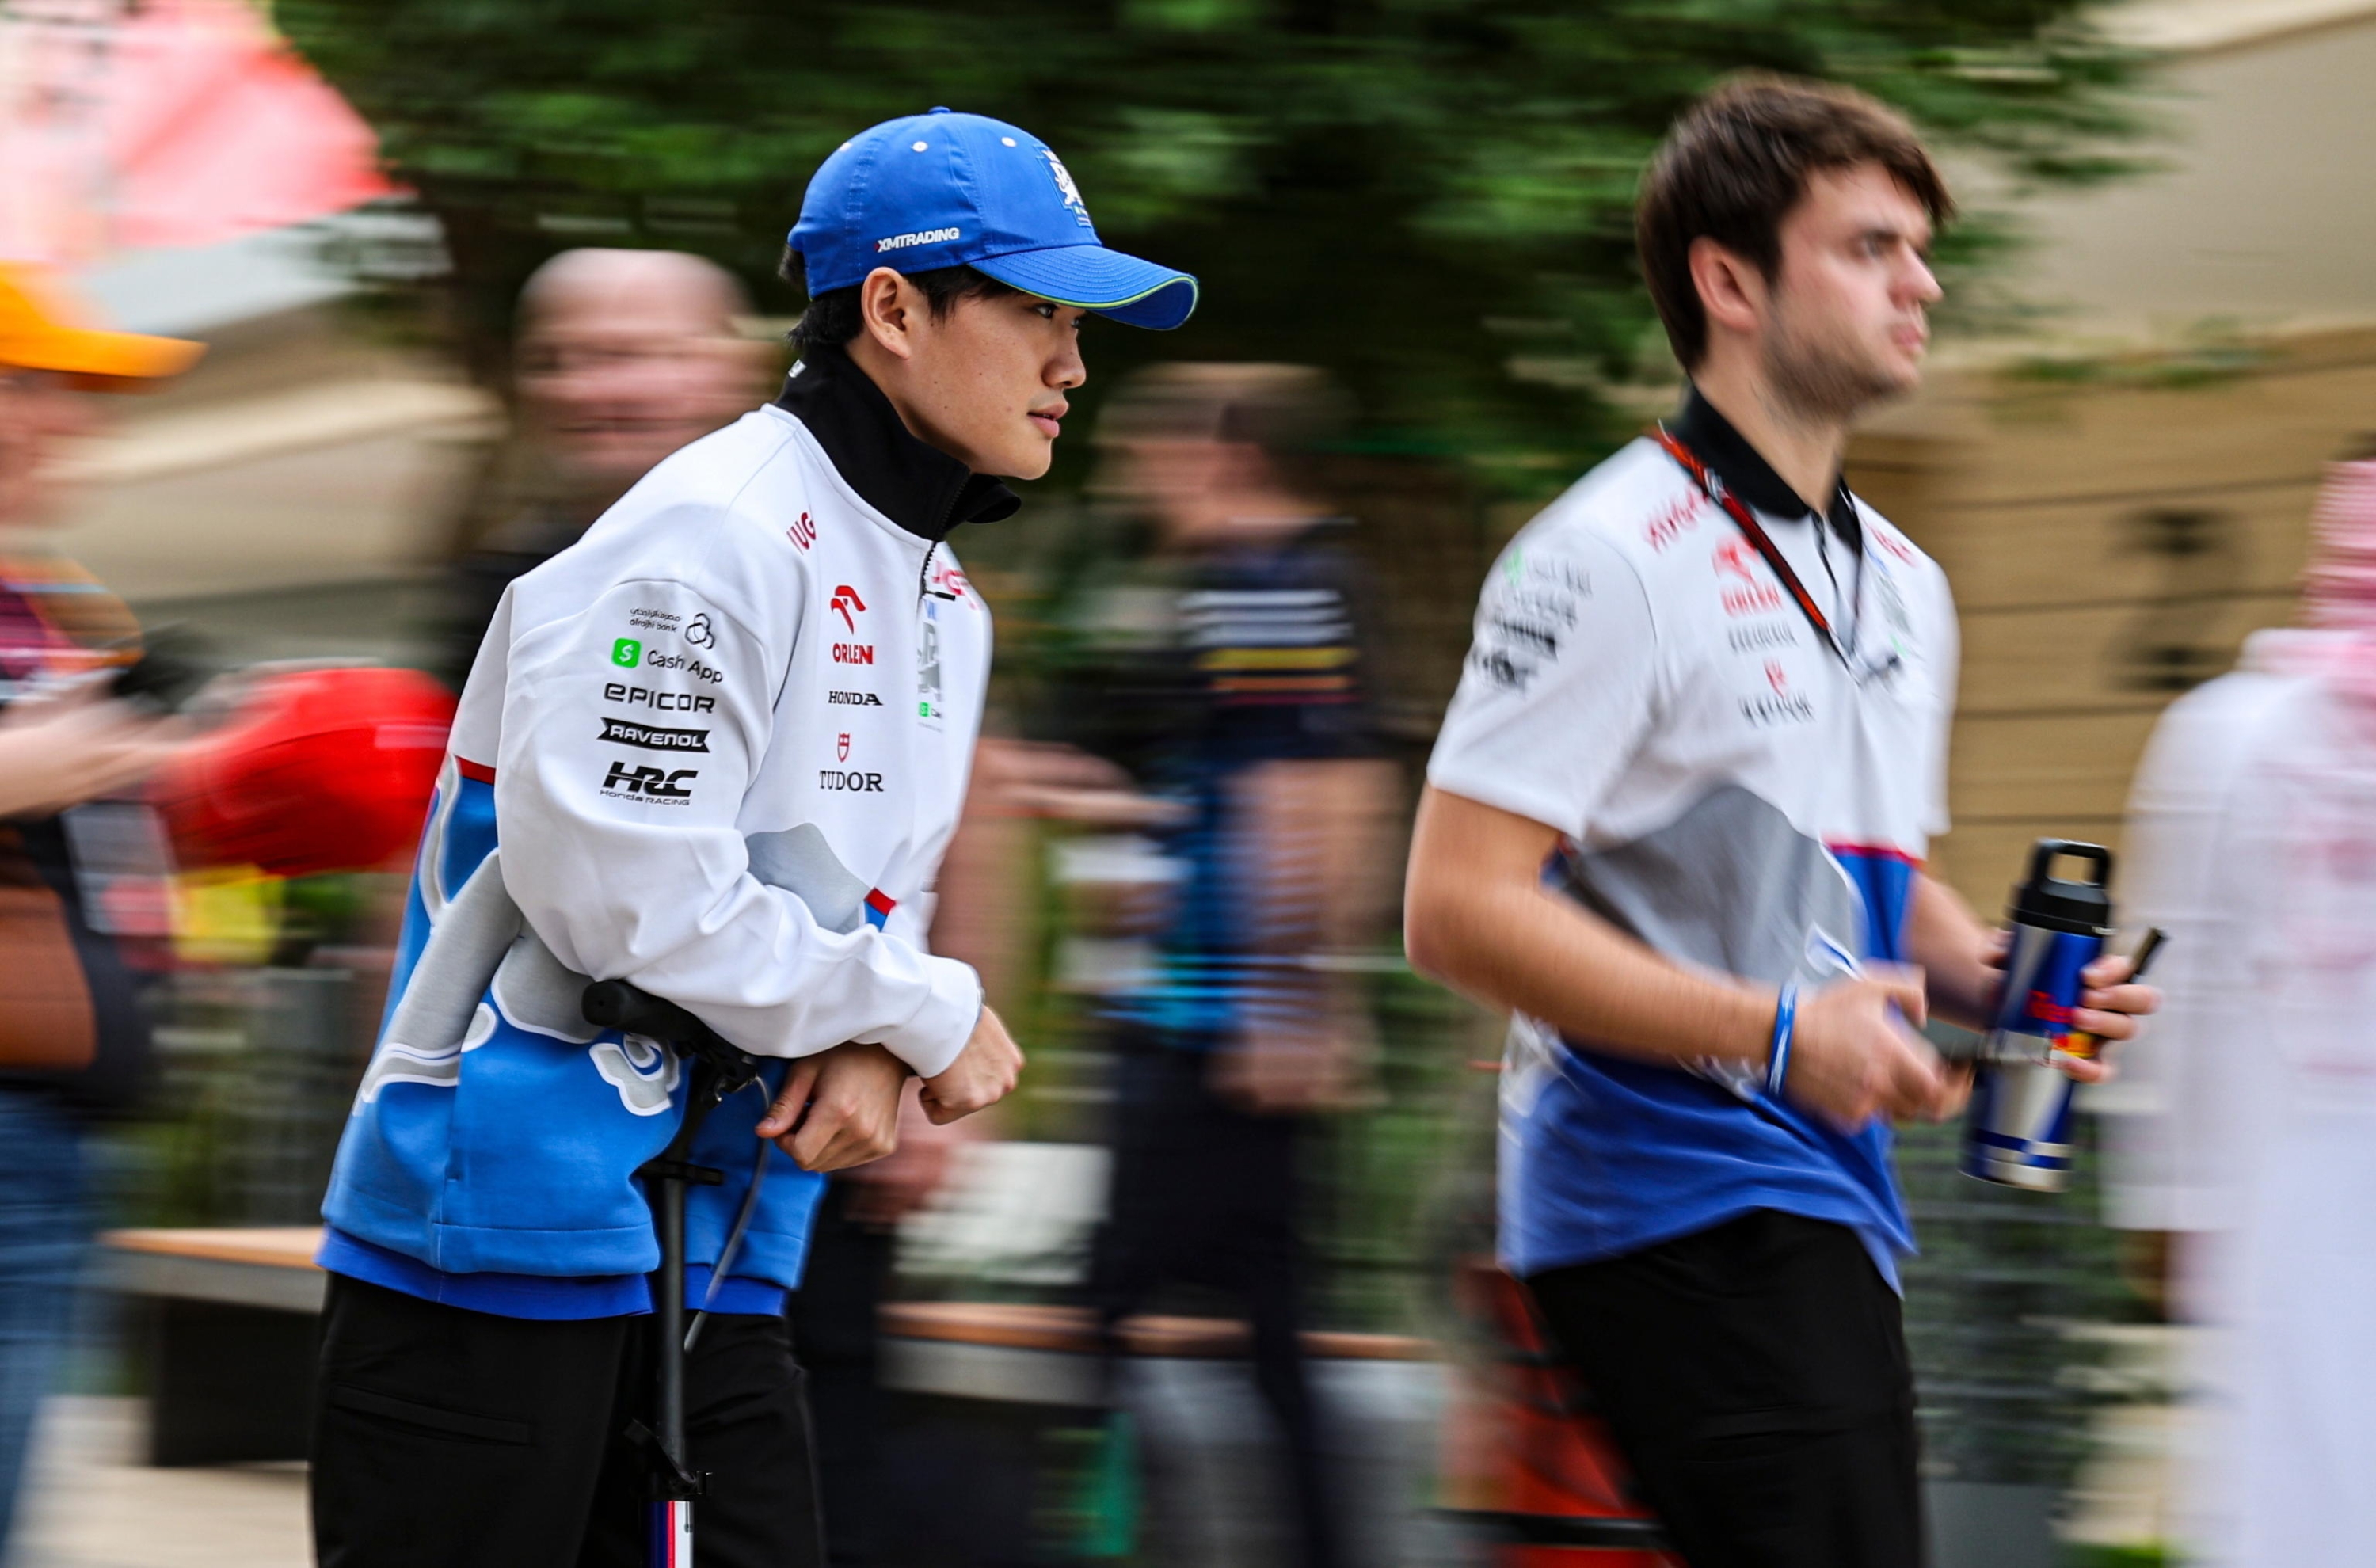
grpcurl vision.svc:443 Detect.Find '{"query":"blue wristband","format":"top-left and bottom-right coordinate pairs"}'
top-left (1765, 984), bottom-right (1799, 1099)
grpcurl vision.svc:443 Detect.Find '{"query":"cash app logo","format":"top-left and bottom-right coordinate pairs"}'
top-left (611, 637), bottom-right (642, 668)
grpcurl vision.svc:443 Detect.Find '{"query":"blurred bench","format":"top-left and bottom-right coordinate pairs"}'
top-left (94, 1227), bottom-right (324, 1465)
top-left (93, 1227), bottom-right (1438, 1463)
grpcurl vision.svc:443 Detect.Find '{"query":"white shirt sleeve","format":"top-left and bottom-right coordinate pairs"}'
top-left (1425, 528), bottom-right (1659, 840)
top-left (2103, 679), bottom-right (2267, 1232)
top-left (490, 555), bottom-right (980, 1078)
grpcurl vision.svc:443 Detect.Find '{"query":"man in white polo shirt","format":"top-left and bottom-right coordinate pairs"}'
top-left (1404, 77), bottom-right (2156, 1566)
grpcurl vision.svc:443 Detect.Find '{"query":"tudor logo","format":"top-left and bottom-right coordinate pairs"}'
top-left (836, 733), bottom-right (851, 763)
top-left (830, 584), bottom-right (868, 634)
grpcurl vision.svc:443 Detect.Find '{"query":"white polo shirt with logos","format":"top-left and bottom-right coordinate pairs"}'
top-left (1427, 431), bottom-right (1959, 1284)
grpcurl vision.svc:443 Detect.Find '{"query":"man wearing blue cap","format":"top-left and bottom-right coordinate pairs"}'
top-left (308, 108), bottom-right (1194, 1568)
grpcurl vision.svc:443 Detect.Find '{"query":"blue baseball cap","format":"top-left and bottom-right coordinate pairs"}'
top-left (790, 108), bottom-right (1198, 332)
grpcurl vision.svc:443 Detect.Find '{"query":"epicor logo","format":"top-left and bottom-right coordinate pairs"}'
top-left (604, 683), bottom-right (717, 713)
top-left (611, 637), bottom-right (642, 668)
top-left (830, 584), bottom-right (868, 634)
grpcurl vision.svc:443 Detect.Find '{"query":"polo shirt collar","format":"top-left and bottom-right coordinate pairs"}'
top-left (773, 344), bottom-right (1021, 543)
top-left (1670, 383), bottom-right (1860, 546)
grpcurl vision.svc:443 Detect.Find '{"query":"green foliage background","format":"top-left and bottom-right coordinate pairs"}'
top-left (277, 0), bottom-right (2146, 495)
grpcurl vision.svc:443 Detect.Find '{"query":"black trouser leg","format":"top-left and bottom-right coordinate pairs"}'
top-left (311, 1273), bottom-right (825, 1568)
top-left (786, 1180), bottom-right (894, 1568)
top-left (1525, 1209), bottom-right (1925, 1568)
top-left (1243, 1250), bottom-right (1342, 1568)
top-left (579, 1311), bottom-right (828, 1568)
top-left (310, 1273), bottom-right (632, 1568)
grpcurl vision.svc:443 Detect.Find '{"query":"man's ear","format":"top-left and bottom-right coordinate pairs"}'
top-left (1688, 236), bottom-right (1766, 341)
top-left (858, 267), bottom-right (918, 362)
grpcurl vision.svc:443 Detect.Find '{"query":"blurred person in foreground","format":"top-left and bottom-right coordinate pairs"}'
top-left (1403, 78), bottom-right (2157, 1567)
top-left (309, 108), bottom-right (1194, 1567)
top-left (1057, 364), bottom-right (1399, 1568)
top-left (2110, 447), bottom-right (2376, 1567)
top-left (0, 267), bottom-right (197, 1551)
top-left (436, 248), bottom-right (771, 687)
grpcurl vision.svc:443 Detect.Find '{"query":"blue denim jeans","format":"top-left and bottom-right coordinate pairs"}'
top-left (0, 1091), bottom-right (88, 1555)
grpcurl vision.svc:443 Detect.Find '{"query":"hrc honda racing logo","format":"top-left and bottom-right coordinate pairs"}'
top-left (602, 759), bottom-right (699, 802)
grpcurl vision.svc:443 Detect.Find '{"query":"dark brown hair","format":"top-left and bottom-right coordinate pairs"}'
top-left (1635, 75), bottom-right (1954, 369)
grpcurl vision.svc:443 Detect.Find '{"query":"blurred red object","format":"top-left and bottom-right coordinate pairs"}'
top-left (0, 0), bottom-right (397, 265)
top-left (1439, 1258), bottom-right (1681, 1566)
top-left (153, 667), bottom-right (453, 879)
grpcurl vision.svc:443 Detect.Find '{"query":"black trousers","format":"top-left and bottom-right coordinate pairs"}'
top-left (1525, 1209), bottom-right (1924, 1568)
top-left (786, 1179), bottom-right (897, 1567)
top-left (1087, 1033), bottom-right (1342, 1568)
top-left (310, 1273), bottom-right (825, 1568)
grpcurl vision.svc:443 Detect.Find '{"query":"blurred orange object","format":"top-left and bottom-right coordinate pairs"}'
top-left (1439, 1257), bottom-right (1681, 1566)
top-left (152, 667), bottom-right (452, 879)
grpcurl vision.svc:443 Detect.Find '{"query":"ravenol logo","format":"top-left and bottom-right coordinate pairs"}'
top-left (611, 637), bottom-right (642, 668)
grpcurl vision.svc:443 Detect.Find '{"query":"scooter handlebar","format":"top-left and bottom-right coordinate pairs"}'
top-left (581, 979), bottom-right (718, 1049)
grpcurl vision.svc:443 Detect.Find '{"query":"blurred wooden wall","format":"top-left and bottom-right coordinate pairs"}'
top-left (1852, 325), bottom-right (2376, 912)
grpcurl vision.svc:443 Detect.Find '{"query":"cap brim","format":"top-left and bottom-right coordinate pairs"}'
top-left (971, 245), bottom-right (1198, 331)
top-left (8, 325), bottom-right (204, 383)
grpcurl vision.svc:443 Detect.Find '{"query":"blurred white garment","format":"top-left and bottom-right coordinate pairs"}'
top-left (2114, 626), bottom-right (2376, 1567)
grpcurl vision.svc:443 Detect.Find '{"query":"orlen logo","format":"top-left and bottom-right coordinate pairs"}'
top-left (829, 584), bottom-right (874, 664)
top-left (1714, 538), bottom-right (1784, 618)
top-left (786, 511), bottom-right (817, 552)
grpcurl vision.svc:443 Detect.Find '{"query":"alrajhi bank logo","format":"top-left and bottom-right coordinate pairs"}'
top-left (611, 637), bottom-right (642, 668)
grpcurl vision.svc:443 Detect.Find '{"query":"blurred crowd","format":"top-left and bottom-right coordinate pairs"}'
top-left (0, 7), bottom-right (2372, 1568)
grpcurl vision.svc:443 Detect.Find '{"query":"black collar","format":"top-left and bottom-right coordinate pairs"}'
top-left (772, 344), bottom-right (1020, 543)
top-left (1670, 384), bottom-right (1860, 548)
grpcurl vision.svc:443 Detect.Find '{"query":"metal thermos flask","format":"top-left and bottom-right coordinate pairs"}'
top-left (1960, 839), bottom-right (2113, 1192)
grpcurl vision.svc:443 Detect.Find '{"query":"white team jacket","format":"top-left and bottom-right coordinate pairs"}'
top-left (449, 398), bottom-right (991, 1079)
